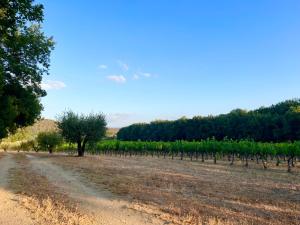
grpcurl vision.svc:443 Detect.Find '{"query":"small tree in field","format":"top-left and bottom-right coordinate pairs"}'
top-left (37, 132), bottom-right (62, 154)
top-left (58, 111), bottom-right (107, 157)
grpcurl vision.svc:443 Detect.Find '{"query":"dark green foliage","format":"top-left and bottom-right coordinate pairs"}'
top-left (117, 100), bottom-right (300, 142)
top-left (58, 111), bottom-right (107, 156)
top-left (37, 132), bottom-right (62, 153)
top-left (0, 0), bottom-right (54, 139)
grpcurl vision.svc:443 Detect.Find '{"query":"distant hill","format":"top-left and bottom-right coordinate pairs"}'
top-left (106, 128), bottom-right (119, 138)
top-left (2, 119), bottom-right (58, 143)
top-left (1, 119), bottom-right (118, 143)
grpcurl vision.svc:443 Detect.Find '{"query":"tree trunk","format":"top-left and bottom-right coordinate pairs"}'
top-left (77, 140), bottom-right (84, 157)
top-left (287, 157), bottom-right (292, 173)
top-left (79, 139), bottom-right (88, 157)
top-left (49, 148), bottom-right (53, 154)
top-left (227, 155), bottom-right (231, 161)
top-left (276, 155), bottom-right (280, 166)
top-left (245, 155), bottom-right (248, 167)
top-left (78, 149), bottom-right (84, 157)
top-left (262, 156), bottom-right (267, 169)
top-left (213, 152), bottom-right (217, 164)
top-left (230, 153), bottom-right (235, 165)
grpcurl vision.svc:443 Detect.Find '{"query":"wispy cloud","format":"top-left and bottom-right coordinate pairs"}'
top-left (106, 75), bottom-right (126, 83)
top-left (141, 72), bottom-right (152, 78)
top-left (103, 60), bottom-right (156, 83)
top-left (132, 72), bottom-right (153, 80)
top-left (41, 80), bottom-right (66, 90)
top-left (133, 74), bottom-right (140, 80)
top-left (98, 64), bottom-right (107, 69)
top-left (117, 60), bottom-right (129, 71)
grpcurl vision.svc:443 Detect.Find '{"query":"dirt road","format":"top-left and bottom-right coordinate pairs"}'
top-left (0, 153), bottom-right (165, 225)
top-left (0, 154), bottom-right (35, 225)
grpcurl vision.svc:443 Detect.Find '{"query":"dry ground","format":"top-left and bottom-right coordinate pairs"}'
top-left (0, 152), bottom-right (299, 225)
top-left (47, 154), bottom-right (300, 225)
top-left (0, 152), bottom-right (165, 225)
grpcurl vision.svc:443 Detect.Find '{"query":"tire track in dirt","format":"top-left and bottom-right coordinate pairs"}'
top-left (27, 154), bottom-right (166, 225)
top-left (0, 153), bottom-right (35, 225)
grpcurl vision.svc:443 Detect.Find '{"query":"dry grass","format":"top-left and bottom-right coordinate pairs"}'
top-left (19, 196), bottom-right (93, 225)
top-left (8, 153), bottom-right (93, 225)
top-left (44, 154), bottom-right (300, 225)
top-left (106, 128), bottom-right (119, 138)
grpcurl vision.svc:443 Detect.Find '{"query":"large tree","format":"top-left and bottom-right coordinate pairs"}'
top-left (0, 0), bottom-right (54, 139)
top-left (58, 111), bottom-right (107, 157)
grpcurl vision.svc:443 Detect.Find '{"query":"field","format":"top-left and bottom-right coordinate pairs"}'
top-left (0, 151), bottom-right (299, 225)
top-left (2, 1), bottom-right (300, 225)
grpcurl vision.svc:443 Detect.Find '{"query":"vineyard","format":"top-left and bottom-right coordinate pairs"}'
top-left (59, 140), bottom-right (300, 172)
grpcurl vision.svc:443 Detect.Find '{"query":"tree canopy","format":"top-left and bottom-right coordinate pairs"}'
top-left (117, 99), bottom-right (300, 142)
top-left (0, 0), bottom-right (54, 139)
top-left (58, 111), bottom-right (107, 156)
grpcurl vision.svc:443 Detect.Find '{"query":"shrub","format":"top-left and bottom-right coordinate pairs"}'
top-left (20, 140), bottom-right (38, 152)
top-left (37, 132), bottom-right (63, 153)
top-left (0, 142), bottom-right (9, 151)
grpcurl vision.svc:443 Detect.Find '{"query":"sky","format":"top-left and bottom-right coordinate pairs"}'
top-left (38, 0), bottom-right (300, 127)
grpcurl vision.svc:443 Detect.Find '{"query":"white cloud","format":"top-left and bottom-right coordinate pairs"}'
top-left (117, 60), bottom-right (129, 71)
top-left (98, 64), bottom-right (107, 69)
top-left (106, 75), bottom-right (126, 83)
top-left (132, 72), bottom-right (153, 80)
top-left (141, 72), bottom-right (151, 78)
top-left (133, 74), bottom-right (140, 80)
top-left (41, 80), bottom-right (66, 90)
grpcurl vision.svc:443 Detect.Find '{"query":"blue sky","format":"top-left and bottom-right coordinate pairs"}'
top-left (39, 0), bottom-right (300, 127)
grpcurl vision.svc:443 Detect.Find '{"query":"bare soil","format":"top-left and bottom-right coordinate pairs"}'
top-left (0, 153), bottom-right (35, 225)
top-left (45, 154), bottom-right (300, 225)
top-left (0, 152), bottom-right (165, 225)
top-left (0, 152), bottom-right (299, 224)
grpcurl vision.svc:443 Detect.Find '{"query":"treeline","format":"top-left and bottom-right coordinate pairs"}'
top-left (117, 99), bottom-right (300, 142)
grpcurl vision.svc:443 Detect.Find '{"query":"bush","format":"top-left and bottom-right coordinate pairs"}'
top-left (20, 140), bottom-right (38, 152)
top-left (0, 142), bottom-right (9, 151)
top-left (37, 132), bottom-right (63, 153)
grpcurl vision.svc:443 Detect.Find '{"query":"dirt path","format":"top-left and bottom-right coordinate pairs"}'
top-left (27, 154), bottom-right (165, 225)
top-left (0, 154), bottom-right (35, 225)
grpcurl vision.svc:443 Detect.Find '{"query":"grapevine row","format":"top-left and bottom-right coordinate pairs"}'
top-left (72, 140), bottom-right (300, 172)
